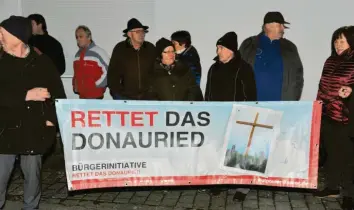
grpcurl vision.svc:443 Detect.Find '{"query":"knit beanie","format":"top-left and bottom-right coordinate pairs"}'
top-left (216, 32), bottom-right (238, 53)
top-left (156, 38), bottom-right (174, 59)
top-left (0, 16), bottom-right (32, 44)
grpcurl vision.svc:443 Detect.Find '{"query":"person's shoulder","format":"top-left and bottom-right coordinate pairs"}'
top-left (240, 35), bottom-right (258, 46)
top-left (31, 49), bottom-right (56, 71)
top-left (175, 61), bottom-right (190, 74)
top-left (185, 46), bottom-right (200, 58)
top-left (208, 58), bottom-right (219, 71)
top-left (187, 45), bottom-right (199, 54)
top-left (91, 45), bottom-right (108, 56)
top-left (281, 38), bottom-right (298, 51)
top-left (114, 40), bottom-right (128, 49)
top-left (44, 34), bottom-right (62, 47)
top-left (324, 55), bottom-right (336, 63)
top-left (47, 34), bottom-right (59, 43)
top-left (143, 41), bottom-right (156, 49)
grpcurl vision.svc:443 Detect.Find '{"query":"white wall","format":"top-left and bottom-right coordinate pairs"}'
top-left (2, 0), bottom-right (354, 100)
top-left (155, 0), bottom-right (354, 100)
top-left (0, 0), bottom-right (21, 20)
top-left (20, 0), bottom-right (155, 99)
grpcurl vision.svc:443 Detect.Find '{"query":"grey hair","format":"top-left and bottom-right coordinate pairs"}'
top-left (75, 25), bottom-right (92, 40)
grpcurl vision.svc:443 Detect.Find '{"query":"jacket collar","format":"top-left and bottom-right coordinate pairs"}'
top-left (334, 49), bottom-right (354, 61)
top-left (180, 45), bottom-right (193, 55)
top-left (256, 32), bottom-right (288, 46)
top-left (213, 51), bottom-right (242, 64)
top-left (77, 41), bottom-right (95, 54)
top-left (87, 41), bottom-right (96, 50)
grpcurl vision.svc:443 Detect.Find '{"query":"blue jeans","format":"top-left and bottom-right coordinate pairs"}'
top-left (0, 154), bottom-right (42, 210)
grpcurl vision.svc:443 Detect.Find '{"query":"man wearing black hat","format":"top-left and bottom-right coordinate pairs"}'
top-left (235, 11), bottom-right (304, 201)
top-left (0, 16), bottom-right (66, 209)
top-left (205, 31), bottom-right (256, 102)
top-left (107, 18), bottom-right (156, 100)
top-left (239, 11), bottom-right (303, 101)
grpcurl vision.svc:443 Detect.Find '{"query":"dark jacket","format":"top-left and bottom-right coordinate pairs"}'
top-left (205, 53), bottom-right (257, 101)
top-left (347, 84), bottom-right (354, 137)
top-left (107, 39), bottom-right (156, 99)
top-left (145, 61), bottom-right (203, 101)
top-left (239, 34), bottom-right (304, 100)
top-left (176, 45), bottom-right (202, 85)
top-left (0, 48), bottom-right (66, 155)
top-left (28, 34), bottom-right (66, 75)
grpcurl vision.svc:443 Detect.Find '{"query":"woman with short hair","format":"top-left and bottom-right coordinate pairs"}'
top-left (315, 25), bottom-right (354, 210)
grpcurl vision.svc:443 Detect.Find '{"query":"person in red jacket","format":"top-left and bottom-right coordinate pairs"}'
top-left (315, 26), bottom-right (354, 210)
top-left (73, 25), bottom-right (109, 99)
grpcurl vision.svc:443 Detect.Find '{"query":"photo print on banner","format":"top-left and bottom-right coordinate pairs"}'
top-left (221, 104), bottom-right (283, 176)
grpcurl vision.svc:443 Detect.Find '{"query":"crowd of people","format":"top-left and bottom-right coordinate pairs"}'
top-left (0, 10), bottom-right (353, 209)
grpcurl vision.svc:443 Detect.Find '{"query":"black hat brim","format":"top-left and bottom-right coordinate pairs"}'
top-left (123, 25), bottom-right (149, 34)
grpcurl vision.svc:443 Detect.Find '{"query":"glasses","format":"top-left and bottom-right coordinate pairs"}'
top-left (130, 30), bottom-right (146, 34)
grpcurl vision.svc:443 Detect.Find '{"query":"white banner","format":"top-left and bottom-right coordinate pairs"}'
top-left (56, 100), bottom-right (322, 191)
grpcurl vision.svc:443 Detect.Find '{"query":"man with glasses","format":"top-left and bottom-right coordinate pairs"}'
top-left (107, 18), bottom-right (156, 100)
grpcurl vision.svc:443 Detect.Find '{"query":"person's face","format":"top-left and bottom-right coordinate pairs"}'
top-left (172, 40), bottom-right (185, 51)
top-left (0, 27), bottom-right (22, 52)
top-left (217, 45), bottom-right (233, 63)
top-left (75, 29), bottom-right (91, 48)
top-left (265, 23), bottom-right (285, 39)
top-left (0, 28), bottom-right (2, 46)
top-left (127, 28), bottom-right (146, 44)
top-left (161, 46), bottom-right (175, 65)
top-left (31, 20), bottom-right (41, 35)
top-left (334, 34), bottom-right (350, 55)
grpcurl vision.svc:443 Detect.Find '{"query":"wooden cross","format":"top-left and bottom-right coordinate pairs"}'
top-left (236, 112), bottom-right (274, 156)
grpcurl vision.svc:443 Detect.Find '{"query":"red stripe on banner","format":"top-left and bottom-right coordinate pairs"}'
top-left (70, 175), bottom-right (313, 191)
top-left (307, 101), bottom-right (322, 188)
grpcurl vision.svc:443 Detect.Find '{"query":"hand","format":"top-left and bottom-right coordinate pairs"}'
top-left (338, 86), bottom-right (352, 98)
top-left (26, 88), bottom-right (50, 101)
top-left (46, 121), bottom-right (54, 126)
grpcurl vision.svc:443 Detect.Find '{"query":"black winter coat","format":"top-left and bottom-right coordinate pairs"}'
top-left (145, 61), bottom-right (203, 101)
top-left (0, 48), bottom-right (66, 155)
top-left (205, 54), bottom-right (257, 101)
top-left (28, 34), bottom-right (66, 75)
top-left (107, 39), bottom-right (156, 99)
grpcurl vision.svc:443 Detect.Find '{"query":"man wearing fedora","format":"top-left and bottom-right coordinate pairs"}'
top-left (107, 18), bottom-right (156, 100)
top-left (235, 11), bottom-right (304, 201)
